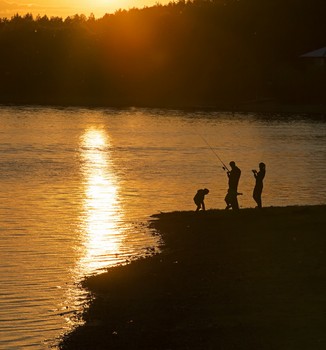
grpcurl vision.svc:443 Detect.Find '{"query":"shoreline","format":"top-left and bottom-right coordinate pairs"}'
top-left (1, 101), bottom-right (326, 116)
top-left (60, 205), bottom-right (326, 349)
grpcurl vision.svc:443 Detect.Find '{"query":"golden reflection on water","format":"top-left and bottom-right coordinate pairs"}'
top-left (78, 128), bottom-right (122, 275)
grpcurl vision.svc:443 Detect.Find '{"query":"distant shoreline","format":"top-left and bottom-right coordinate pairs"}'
top-left (60, 205), bottom-right (326, 349)
top-left (1, 100), bottom-right (326, 115)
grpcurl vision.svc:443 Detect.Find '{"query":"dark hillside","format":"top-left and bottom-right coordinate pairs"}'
top-left (1, 0), bottom-right (326, 107)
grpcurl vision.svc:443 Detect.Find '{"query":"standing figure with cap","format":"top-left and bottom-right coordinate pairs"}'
top-left (252, 162), bottom-right (266, 208)
top-left (225, 161), bottom-right (241, 210)
top-left (194, 188), bottom-right (209, 212)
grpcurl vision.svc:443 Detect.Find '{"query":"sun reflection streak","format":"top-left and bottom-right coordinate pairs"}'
top-left (78, 128), bottom-right (122, 275)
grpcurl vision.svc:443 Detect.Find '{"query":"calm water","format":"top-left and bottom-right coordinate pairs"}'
top-left (0, 106), bottom-right (325, 349)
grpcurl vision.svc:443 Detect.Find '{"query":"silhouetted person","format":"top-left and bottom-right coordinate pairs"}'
top-left (225, 161), bottom-right (241, 210)
top-left (194, 188), bottom-right (209, 212)
top-left (252, 162), bottom-right (266, 208)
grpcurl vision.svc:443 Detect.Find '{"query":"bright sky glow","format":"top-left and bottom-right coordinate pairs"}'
top-left (0, 0), bottom-right (170, 19)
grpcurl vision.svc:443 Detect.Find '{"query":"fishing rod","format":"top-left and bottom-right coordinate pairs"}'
top-left (197, 133), bottom-right (230, 172)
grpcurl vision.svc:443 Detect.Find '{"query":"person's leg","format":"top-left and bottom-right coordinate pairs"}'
top-left (227, 190), bottom-right (239, 210)
top-left (253, 187), bottom-right (262, 208)
top-left (231, 195), bottom-right (239, 210)
top-left (256, 190), bottom-right (262, 208)
top-left (225, 192), bottom-right (231, 209)
top-left (195, 200), bottom-right (201, 211)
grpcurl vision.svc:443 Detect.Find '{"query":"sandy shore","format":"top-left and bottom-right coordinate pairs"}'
top-left (60, 205), bottom-right (326, 349)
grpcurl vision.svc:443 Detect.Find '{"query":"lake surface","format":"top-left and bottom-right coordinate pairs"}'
top-left (0, 106), bottom-right (325, 349)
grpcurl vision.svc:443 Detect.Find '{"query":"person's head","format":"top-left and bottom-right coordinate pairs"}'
top-left (229, 161), bottom-right (236, 169)
top-left (204, 188), bottom-right (209, 194)
top-left (259, 162), bottom-right (265, 170)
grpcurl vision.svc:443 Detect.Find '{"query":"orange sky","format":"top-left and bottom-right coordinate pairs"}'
top-left (0, 0), bottom-right (169, 19)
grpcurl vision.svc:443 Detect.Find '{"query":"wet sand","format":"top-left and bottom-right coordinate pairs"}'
top-left (60, 205), bottom-right (326, 349)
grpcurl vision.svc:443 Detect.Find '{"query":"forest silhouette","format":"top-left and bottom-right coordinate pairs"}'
top-left (1, 0), bottom-right (325, 108)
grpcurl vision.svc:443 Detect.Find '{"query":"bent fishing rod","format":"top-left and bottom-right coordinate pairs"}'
top-left (197, 133), bottom-right (230, 172)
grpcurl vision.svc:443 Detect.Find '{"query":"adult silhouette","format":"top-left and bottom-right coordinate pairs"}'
top-left (252, 162), bottom-right (266, 208)
top-left (225, 161), bottom-right (241, 210)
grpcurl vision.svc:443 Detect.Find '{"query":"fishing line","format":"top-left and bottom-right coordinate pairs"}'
top-left (197, 131), bottom-right (229, 172)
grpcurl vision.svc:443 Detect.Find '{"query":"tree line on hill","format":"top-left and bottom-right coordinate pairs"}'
top-left (0, 0), bottom-right (325, 108)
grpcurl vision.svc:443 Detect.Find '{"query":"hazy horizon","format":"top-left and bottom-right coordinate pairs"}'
top-left (0, 0), bottom-right (170, 19)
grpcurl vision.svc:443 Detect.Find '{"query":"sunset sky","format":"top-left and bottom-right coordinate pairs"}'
top-left (0, 0), bottom-right (169, 19)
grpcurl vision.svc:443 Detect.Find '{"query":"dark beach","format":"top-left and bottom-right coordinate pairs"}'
top-left (60, 205), bottom-right (326, 350)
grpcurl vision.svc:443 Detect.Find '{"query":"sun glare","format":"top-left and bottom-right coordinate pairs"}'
top-left (78, 128), bottom-right (123, 275)
top-left (93, 0), bottom-right (110, 6)
top-left (84, 129), bottom-right (107, 148)
top-left (78, 0), bottom-right (116, 14)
